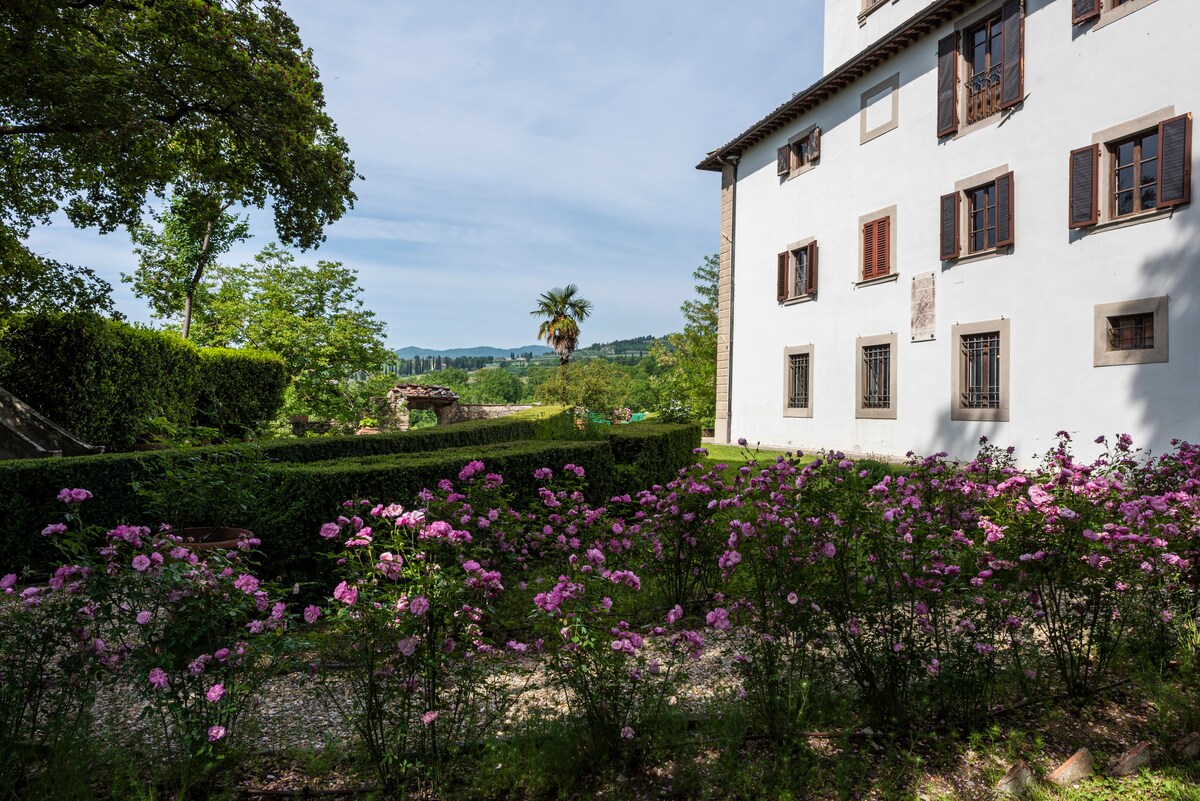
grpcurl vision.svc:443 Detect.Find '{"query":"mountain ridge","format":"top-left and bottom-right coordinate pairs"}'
top-left (393, 345), bottom-right (553, 359)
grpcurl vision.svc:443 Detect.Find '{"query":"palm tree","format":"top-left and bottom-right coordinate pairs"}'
top-left (530, 285), bottom-right (593, 367)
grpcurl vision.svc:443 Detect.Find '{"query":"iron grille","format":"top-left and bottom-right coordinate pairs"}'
top-left (961, 332), bottom-right (1001, 409)
top-left (862, 344), bottom-right (891, 409)
top-left (1108, 313), bottom-right (1154, 350)
top-left (788, 353), bottom-right (810, 409)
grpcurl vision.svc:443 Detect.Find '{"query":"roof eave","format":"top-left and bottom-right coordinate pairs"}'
top-left (696, 0), bottom-right (978, 172)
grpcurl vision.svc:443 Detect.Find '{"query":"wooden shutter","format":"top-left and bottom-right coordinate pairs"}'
top-left (808, 127), bottom-right (821, 162)
top-left (862, 221), bottom-right (876, 279)
top-left (1069, 145), bottom-right (1099, 228)
top-left (940, 192), bottom-right (960, 261)
top-left (805, 242), bottom-right (819, 295)
top-left (776, 146), bottom-right (790, 176)
top-left (876, 217), bottom-right (890, 276)
top-left (1072, 0), bottom-right (1101, 24)
top-left (937, 33), bottom-right (959, 138)
top-left (995, 171), bottom-right (1015, 247)
top-left (777, 251), bottom-right (789, 301)
top-left (1157, 113), bottom-right (1192, 209)
top-left (1000, 0), bottom-right (1024, 110)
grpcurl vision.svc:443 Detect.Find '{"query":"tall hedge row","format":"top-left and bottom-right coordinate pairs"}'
top-left (195, 348), bottom-right (289, 438)
top-left (0, 313), bottom-right (286, 450)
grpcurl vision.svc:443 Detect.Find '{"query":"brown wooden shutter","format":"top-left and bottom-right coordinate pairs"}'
top-left (940, 192), bottom-right (960, 261)
top-left (1069, 145), bottom-right (1099, 228)
top-left (777, 251), bottom-right (789, 300)
top-left (995, 172), bottom-right (1015, 247)
top-left (862, 221), bottom-right (876, 279)
top-left (1157, 113), bottom-right (1192, 209)
top-left (1000, 0), bottom-right (1024, 110)
top-left (877, 217), bottom-right (890, 276)
top-left (777, 146), bottom-right (790, 176)
top-left (808, 127), bottom-right (821, 161)
top-left (1072, 0), bottom-right (1101, 24)
top-left (937, 33), bottom-right (959, 138)
top-left (805, 242), bottom-right (819, 295)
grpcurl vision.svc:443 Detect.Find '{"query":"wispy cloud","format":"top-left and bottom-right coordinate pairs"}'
top-left (26, 0), bottom-right (825, 349)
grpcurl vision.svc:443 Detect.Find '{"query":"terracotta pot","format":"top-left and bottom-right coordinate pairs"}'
top-left (162, 526), bottom-right (253, 551)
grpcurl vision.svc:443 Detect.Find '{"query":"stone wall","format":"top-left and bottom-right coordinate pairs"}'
top-left (444, 404), bottom-right (535, 424)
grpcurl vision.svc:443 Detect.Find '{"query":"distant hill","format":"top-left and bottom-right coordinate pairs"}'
top-left (393, 345), bottom-right (554, 359)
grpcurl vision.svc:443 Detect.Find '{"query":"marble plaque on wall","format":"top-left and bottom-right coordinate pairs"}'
top-left (911, 272), bottom-right (936, 342)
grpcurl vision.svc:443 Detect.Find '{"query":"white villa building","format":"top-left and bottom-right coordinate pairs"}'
top-left (699, 0), bottom-right (1199, 465)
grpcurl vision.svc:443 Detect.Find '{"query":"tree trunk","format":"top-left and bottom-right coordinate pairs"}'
top-left (181, 204), bottom-right (227, 339)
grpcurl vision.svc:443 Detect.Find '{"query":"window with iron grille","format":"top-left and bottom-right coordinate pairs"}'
top-left (788, 353), bottom-right (810, 409)
top-left (965, 12), bottom-right (1003, 126)
top-left (1107, 312), bottom-right (1154, 350)
top-left (960, 332), bottom-right (1001, 409)
top-left (862, 344), bottom-right (891, 409)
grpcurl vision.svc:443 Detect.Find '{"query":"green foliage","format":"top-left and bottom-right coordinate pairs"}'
top-left (0, 228), bottom-right (116, 319)
top-left (652, 254), bottom-right (718, 428)
top-left (195, 348), bottom-right (288, 438)
top-left (0, 0), bottom-right (357, 315)
top-left (607, 422), bottom-right (701, 491)
top-left (0, 312), bottom-right (202, 452)
top-left (534, 358), bottom-right (633, 412)
top-left (471, 366), bottom-right (524, 403)
top-left (193, 244), bottom-right (389, 424)
top-left (530, 284), bottom-right (593, 366)
top-left (125, 190), bottom-right (251, 338)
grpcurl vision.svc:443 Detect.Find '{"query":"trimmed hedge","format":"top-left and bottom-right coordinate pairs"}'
top-left (0, 313), bottom-right (201, 451)
top-left (254, 440), bottom-right (619, 584)
top-left (195, 348), bottom-right (289, 438)
top-left (0, 416), bottom-right (699, 585)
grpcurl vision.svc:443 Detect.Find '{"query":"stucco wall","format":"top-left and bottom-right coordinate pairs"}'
top-left (824, 0), bottom-right (940, 74)
top-left (729, 0), bottom-right (1200, 465)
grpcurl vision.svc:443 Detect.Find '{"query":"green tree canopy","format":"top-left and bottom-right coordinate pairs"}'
top-left (652, 254), bottom-right (718, 428)
top-left (0, 0), bottom-right (357, 314)
top-left (194, 244), bottom-right (388, 422)
top-left (125, 189), bottom-right (250, 337)
top-left (530, 284), bottom-right (593, 367)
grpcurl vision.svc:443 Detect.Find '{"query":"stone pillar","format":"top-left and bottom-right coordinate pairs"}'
top-left (714, 160), bottom-right (737, 444)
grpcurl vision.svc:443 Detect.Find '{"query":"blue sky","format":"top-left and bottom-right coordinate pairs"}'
top-left (24, 1), bottom-right (825, 350)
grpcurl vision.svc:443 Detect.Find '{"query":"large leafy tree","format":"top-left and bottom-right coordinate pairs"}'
top-left (195, 244), bottom-right (388, 422)
top-left (652, 254), bottom-right (718, 428)
top-left (530, 285), bottom-right (593, 367)
top-left (0, 0), bottom-right (357, 314)
top-left (125, 189), bottom-right (250, 338)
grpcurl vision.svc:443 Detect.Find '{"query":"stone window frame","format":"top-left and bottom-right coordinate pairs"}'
top-left (780, 236), bottom-right (818, 304)
top-left (855, 333), bottom-right (898, 420)
top-left (860, 72), bottom-right (900, 144)
top-left (953, 163), bottom-right (1012, 263)
top-left (1089, 105), bottom-right (1178, 231)
top-left (859, 0), bottom-right (899, 26)
top-left (783, 344), bottom-right (814, 418)
top-left (1092, 0), bottom-right (1162, 31)
top-left (950, 318), bottom-right (1010, 422)
top-left (1093, 295), bottom-right (1169, 367)
top-left (785, 124), bottom-right (820, 180)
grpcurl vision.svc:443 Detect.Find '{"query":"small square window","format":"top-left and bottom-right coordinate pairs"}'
top-left (777, 126), bottom-right (822, 179)
top-left (1094, 297), bottom-right (1168, 366)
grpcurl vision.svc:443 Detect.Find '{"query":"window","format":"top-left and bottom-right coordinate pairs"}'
top-left (951, 319), bottom-right (1010, 422)
top-left (1110, 130), bottom-right (1158, 218)
top-left (941, 167), bottom-right (1014, 260)
top-left (859, 206), bottom-right (896, 282)
top-left (1093, 296), bottom-right (1168, 366)
top-left (1073, 0), bottom-right (1162, 27)
top-left (776, 239), bottom-right (818, 302)
top-left (783, 345), bottom-right (814, 418)
top-left (964, 12), bottom-right (1003, 127)
top-left (937, 1), bottom-right (1023, 138)
top-left (855, 334), bottom-right (897, 419)
top-left (1070, 111), bottom-right (1191, 229)
top-left (776, 126), bottom-right (821, 179)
